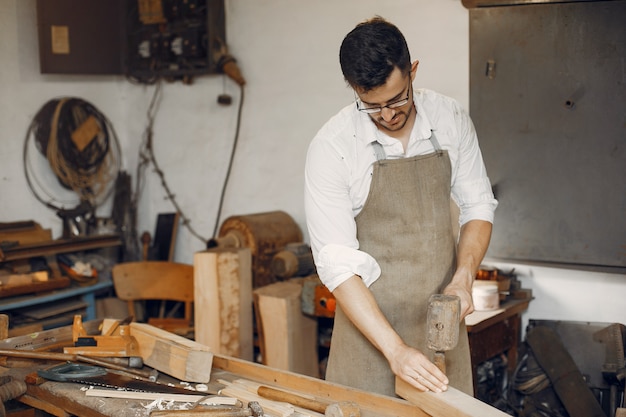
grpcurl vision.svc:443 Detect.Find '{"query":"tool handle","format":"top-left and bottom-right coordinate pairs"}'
top-left (75, 355), bottom-right (157, 381)
top-left (433, 351), bottom-right (446, 374)
top-left (150, 409), bottom-right (251, 417)
top-left (258, 385), bottom-right (327, 413)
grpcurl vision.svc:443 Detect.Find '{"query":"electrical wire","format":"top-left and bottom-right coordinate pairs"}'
top-left (133, 80), bottom-right (246, 246)
top-left (212, 85), bottom-right (244, 239)
top-left (23, 97), bottom-right (121, 211)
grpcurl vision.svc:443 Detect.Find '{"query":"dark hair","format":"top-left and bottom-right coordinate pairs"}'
top-left (339, 16), bottom-right (411, 92)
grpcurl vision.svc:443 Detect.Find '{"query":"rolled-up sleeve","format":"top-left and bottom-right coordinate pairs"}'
top-left (448, 99), bottom-right (498, 225)
top-left (304, 115), bottom-right (382, 291)
top-left (316, 244), bottom-right (381, 291)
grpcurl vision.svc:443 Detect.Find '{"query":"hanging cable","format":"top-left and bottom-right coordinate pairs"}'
top-left (133, 80), bottom-right (246, 246)
top-left (212, 84), bottom-right (245, 239)
top-left (133, 80), bottom-right (208, 244)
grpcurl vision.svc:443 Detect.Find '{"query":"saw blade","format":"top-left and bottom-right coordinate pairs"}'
top-left (38, 363), bottom-right (209, 396)
top-left (69, 372), bottom-right (204, 396)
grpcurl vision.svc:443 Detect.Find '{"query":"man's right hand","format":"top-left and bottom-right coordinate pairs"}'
top-left (332, 276), bottom-right (449, 393)
top-left (387, 342), bottom-right (448, 393)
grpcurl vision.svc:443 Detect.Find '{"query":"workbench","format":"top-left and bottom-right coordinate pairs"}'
top-left (1, 341), bottom-right (510, 417)
top-left (465, 296), bottom-right (532, 395)
top-left (2, 355), bottom-right (434, 417)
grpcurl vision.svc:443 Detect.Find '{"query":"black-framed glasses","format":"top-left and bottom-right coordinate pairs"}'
top-left (355, 79), bottom-right (412, 114)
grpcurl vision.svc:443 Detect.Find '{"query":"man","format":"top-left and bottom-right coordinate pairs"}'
top-left (304, 17), bottom-right (497, 397)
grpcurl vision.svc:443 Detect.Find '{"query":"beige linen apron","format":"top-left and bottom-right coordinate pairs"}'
top-left (325, 132), bottom-right (473, 397)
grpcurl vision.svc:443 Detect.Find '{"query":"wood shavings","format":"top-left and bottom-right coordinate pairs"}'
top-left (143, 398), bottom-right (195, 411)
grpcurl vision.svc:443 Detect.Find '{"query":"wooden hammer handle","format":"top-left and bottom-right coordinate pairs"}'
top-left (433, 351), bottom-right (446, 374)
top-left (257, 385), bottom-right (327, 413)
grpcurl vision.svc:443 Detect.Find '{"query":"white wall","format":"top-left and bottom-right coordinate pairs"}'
top-left (484, 260), bottom-right (626, 338)
top-left (1, 0), bottom-right (624, 329)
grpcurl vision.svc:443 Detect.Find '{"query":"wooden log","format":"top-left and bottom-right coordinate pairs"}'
top-left (193, 248), bottom-right (253, 361)
top-left (253, 279), bottom-right (319, 378)
top-left (212, 211), bottom-right (303, 288)
top-left (130, 322), bottom-right (213, 383)
top-left (395, 377), bottom-right (510, 417)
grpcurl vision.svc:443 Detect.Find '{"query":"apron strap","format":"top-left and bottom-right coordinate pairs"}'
top-left (429, 130), bottom-right (442, 151)
top-left (372, 141), bottom-right (386, 161)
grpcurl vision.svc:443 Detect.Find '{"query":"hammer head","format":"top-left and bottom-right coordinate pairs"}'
top-left (248, 401), bottom-right (263, 417)
top-left (426, 294), bottom-right (460, 352)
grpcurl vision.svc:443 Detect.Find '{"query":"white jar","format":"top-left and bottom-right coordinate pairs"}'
top-left (472, 281), bottom-right (500, 311)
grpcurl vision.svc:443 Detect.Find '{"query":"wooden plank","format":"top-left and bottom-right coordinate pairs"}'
top-left (211, 354), bottom-right (430, 417)
top-left (84, 389), bottom-right (237, 405)
top-left (0, 224), bottom-right (52, 246)
top-left (26, 384), bottom-right (108, 417)
top-left (0, 234), bottom-right (121, 262)
top-left (395, 377), bottom-right (510, 417)
top-left (0, 314), bottom-right (8, 340)
top-left (0, 271), bottom-right (49, 286)
top-left (0, 276), bottom-right (71, 299)
top-left (193, 248), bottom-right (253, 361)
top-left (219, 378), bottom-right (325, 417)
top-left (18, 393), bottom-right (71, 417)
top-left (130, 322), bottom-right (213, 383)
top-left (20, 299), bottom-right (87, 320)
top-left (253, 279), bottom-right (319, 378)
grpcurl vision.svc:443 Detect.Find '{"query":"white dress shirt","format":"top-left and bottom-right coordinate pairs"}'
top-left (304, 88), bottom-right (498, 291)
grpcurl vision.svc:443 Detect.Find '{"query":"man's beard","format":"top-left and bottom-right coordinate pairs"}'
top-left (371, 105), bottom-right (414, 133)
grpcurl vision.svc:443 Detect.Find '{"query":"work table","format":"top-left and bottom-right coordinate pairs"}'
top-left (0, 321), bottom-right (511, 417)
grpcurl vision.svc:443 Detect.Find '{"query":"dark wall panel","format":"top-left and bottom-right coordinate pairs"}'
top-left (470, 1), bottom-right (626, 269)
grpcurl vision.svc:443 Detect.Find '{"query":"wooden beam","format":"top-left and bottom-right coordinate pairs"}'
top-left (395, 377), bottom-right (510, 417)
top-left (193, 247), bottom-right (253, 361)
top-left (253, 279), bottom-right (319, 378)
top-left (212, 354), bottom-right (430, 417)
top-left (129, 322), bottom-right (213, 383)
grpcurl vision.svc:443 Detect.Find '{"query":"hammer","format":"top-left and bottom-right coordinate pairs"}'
top-left (426, 294), bottom-right (461, 374)
top-left (257, 385), bottom-right (360, 416)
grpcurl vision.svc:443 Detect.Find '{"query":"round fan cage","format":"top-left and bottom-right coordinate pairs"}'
top-left (23, 97), bottom-right (121, 237)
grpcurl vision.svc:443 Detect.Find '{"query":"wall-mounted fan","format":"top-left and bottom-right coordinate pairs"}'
top-left (23, 97), bottom-right (121, 238)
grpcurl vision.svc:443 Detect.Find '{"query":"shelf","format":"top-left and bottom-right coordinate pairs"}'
top-left (0, 234), bottom-right (122, 262)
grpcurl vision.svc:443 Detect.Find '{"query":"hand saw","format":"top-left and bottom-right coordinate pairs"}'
top-left (37, 362), bottom-right (212, 396)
